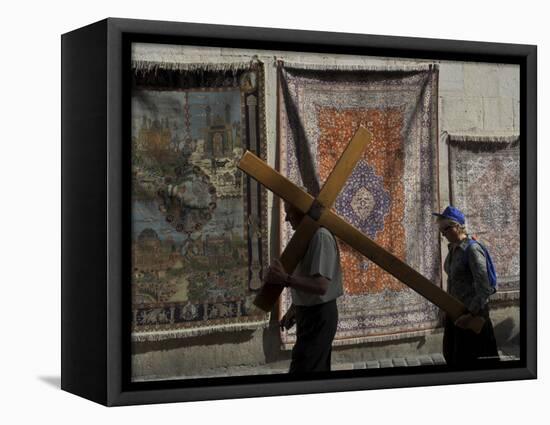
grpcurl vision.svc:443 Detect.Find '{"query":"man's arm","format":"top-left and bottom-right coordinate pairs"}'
top-left (467, 244), bottom-right (494, 315)
top-left (454, 244), bottom-right (494, 329)
top-left (264, 259), bottom-right (329, 295)
top-left (285, 273), bottom-right (329, 295)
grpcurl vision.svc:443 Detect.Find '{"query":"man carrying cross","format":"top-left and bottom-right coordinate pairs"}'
top-left (264, 201), bottom-right (343, 373)
top-left (239, 126), bottom-right (486, 374)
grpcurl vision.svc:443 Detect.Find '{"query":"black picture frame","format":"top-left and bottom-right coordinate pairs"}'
top-left (61, 17), bottom-right (537, 406)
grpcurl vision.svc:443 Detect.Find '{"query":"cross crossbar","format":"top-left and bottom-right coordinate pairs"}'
top-left (238, 127), bottom-right (484, 333)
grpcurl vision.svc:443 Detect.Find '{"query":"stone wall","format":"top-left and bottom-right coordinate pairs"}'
top-left (131, 44), bottom-right (520, 381)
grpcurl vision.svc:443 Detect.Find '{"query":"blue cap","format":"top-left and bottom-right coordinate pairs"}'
top-left (432, 206), bottom-right (465, 225)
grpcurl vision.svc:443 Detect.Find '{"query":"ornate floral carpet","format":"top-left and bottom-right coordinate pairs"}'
top-left (131, 59), bottom-right (268, 341)
top-left (278, 63), bottom-right (441, 348)
top-left (448, 135), bottom-right (520, 300)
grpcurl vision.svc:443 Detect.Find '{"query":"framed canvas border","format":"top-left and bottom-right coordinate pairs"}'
top-left (61, 17), bottom-right (537, 406)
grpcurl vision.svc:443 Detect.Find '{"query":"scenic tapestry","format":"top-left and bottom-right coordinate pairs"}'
top-left (448, 135), bottom-right (520, 300)
top-left (131, 60), bottom-right (269, 341)
top-left (278, 63), bottom-right (441, 348)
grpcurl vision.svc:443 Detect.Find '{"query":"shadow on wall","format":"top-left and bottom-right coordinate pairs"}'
top-left (132, 329), bottom-right (256, 354)
top-left (263, 318), bottom-right (292, 363)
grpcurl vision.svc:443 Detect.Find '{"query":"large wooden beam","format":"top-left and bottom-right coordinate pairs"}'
top-left (238, 130), bottom-right (484, 334)
top-left (254, 215), bottom-right (321, 311)
top-left (318, 210), bottom-right (482, 329)
top-left (316, 127), bottom-right (372, 207)
top-left (244, 127), bottom-right (371, 310)
top-left (238, 151), bottom-right (314, 214)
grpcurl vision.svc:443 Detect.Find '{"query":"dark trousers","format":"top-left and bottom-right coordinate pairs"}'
top-left (289, 300), bottom-right (338, 374)
top-left (443, 307), bottom-right (500, 368)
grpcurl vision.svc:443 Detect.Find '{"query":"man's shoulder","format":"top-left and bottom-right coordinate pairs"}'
top-left (456, 238), bottom-right (479, 251)
top-left (459, 239), bottom-right (486, 263)
top-left (309, 227), bottom-right (337, 253)
top-left (467, 241), bottom-right (486, 258)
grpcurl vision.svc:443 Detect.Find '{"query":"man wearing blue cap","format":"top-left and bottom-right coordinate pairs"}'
top-left (433, 206), bottom-right (499, 367)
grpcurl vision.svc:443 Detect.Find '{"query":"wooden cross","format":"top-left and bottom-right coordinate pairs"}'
top-left (238, 126), bottom-right (485, 334)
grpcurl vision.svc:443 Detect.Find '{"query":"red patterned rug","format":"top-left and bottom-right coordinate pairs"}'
top-left (278, 63), bottom-right (441, 348)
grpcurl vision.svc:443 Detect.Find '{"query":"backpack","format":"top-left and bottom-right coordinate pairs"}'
top-left (462, 237), bottom-right (498, 292)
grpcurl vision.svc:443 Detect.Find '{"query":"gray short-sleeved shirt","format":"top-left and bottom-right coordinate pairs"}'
top-left (290, 227), bottom-right (344, 306)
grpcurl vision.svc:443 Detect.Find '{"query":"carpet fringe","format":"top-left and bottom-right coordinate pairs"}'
top-left (133, 319), bottom-right (270, 342)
